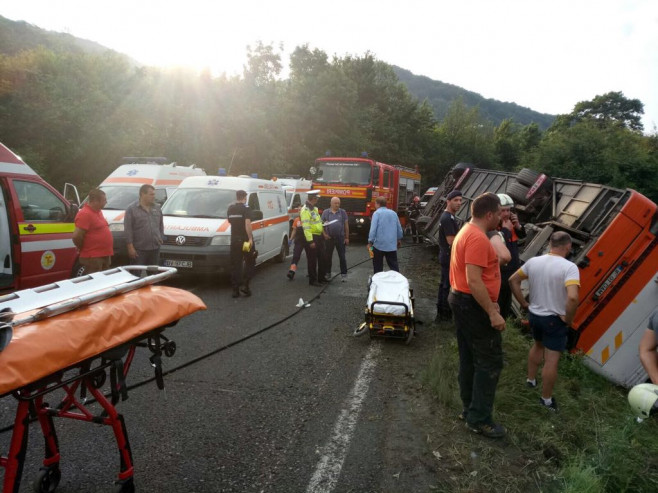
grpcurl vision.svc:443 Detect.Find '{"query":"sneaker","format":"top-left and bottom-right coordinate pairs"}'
top-left (467, 421), bottom-right (507, 439)
top-left (287, 270), bottom-right (295, 280)
top-left (526, 379), bottom-right (537, 388)
top-left (240, 285), bottom-right (252, 297)
top-left (539, 397), bottom-right (558, 412)
top-left (341, 274), bottom-right (347, 282)
top-left (319, 278), bottom-right (329, 284)
top-left (309, 280), bottom-right (322, 287)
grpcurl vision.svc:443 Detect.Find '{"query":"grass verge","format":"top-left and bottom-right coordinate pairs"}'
top-left (423, 319), bottom-right (658, 492)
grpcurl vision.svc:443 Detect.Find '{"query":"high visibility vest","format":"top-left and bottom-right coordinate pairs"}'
top-left (300, 205), bottom-right (323, 242)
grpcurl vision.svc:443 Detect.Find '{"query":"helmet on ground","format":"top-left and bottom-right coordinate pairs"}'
top-left (628, 383), bottom-right (658, 418)
top-left (497, 193), bottom-right (514, 208)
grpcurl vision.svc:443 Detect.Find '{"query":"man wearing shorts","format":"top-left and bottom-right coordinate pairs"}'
top-left (509, 231), bottom-right (580, 412)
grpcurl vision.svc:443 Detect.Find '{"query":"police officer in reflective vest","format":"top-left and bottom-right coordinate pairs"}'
top-left (227, 190), bottom-right (255, 298)
top-left (300, 190), bottom-right (327, 286)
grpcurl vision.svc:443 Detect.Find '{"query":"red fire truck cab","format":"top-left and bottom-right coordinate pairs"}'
top-left (310, 156), bottom-right (421, 233)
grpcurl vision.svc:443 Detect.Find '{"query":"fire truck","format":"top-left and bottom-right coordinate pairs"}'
top-left (310, 155), bottom-right (421, 233)
top-left (417, 164), bottom-right (658, 387)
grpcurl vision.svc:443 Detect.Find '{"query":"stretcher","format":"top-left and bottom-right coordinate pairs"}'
top-left (357, 271), bottom-right (415, 344)
top-left (0, 266), bottom-right (206, 493)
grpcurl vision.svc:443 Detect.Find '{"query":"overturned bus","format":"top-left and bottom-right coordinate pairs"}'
top-left (417, 163), bottom-right (658, 388)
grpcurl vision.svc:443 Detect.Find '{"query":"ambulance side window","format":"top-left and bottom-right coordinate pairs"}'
top-left (154, 189), bottom-right (167, 206)
top-left (292, 194), bottom-right (301, 208)
top-left (14, 180), bottom-right (67, 221)
top-left (248, 193), bottom-right (260, 212)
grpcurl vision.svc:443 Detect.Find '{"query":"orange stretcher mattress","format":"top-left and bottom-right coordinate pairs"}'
top-left (0, 286), bottom-right (206, 396)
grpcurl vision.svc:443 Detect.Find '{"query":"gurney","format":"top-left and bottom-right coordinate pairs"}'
top-left (0, 266), bottom-right (206, 493)
top-left (357, 271), bottom-right (415, 344)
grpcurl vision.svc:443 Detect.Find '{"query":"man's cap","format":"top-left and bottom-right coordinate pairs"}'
top-left (446, 190), bottom-right (462, 200)
top-left (307, 190), bottom-right (321, 196)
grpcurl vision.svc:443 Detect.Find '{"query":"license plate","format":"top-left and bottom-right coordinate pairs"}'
top-left (163, 259), bottom-right (193, 268)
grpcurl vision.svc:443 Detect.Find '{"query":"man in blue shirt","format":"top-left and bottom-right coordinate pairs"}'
top-left (367, 196), bottom-right (403, 273)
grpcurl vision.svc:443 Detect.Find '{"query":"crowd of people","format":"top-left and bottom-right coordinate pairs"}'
top-left (72, 185), bottom-right (658, 435)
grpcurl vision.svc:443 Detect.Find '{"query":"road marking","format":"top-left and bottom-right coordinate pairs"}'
top-left (306, 343), bottom-right (381, 493)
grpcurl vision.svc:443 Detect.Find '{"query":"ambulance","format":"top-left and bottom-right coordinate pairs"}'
top-left (419, 186), bottom-right (437, 208)
top-left (273, 176), bottom-right (312, 227)
top-left (0, 142), bottom-right (79, 292)
top-left (96, 158), bottom-right (206, 262)
top-left (159, 176), bottom-right (290, 273)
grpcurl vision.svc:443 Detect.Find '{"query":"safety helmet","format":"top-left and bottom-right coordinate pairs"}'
top-left (413, 196), bottom-right (420, 202)
top-left (497, 193), bottom-right (514, 208)
top-left (628, 383), bottom-right (658, 418)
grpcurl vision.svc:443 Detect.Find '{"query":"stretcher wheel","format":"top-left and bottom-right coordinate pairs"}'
top-left (405, 323), bottom-right (415, 345)
top-left (164, 340), bottom-right (177, 357)
top-left (114, 478), bottom-right (135, 493)
top-left (91, 370), bottom-right (106, 388)
top-left (33, 465), bottom-right (61, 493)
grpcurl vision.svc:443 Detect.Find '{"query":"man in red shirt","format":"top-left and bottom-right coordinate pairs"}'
top-left (448, 192), bottom-right (506, 438)
top-left (72, 188), bottom-right (113, 274)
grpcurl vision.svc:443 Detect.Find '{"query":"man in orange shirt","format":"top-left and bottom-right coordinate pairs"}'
top-left (448, 192), bottom-right (506, 438)
top-left (72, 188), bottom-right (113, 274)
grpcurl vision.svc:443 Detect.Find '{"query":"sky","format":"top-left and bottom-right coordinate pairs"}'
top-left (2, 0), bottom-right (657, 131)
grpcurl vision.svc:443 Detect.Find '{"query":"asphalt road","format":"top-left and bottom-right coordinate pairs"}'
top-left (0, 239), bottom-right (443, 492)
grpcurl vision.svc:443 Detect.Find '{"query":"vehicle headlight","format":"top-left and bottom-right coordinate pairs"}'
top-left (210, 236), bottom-right (231, 246)
top-left (109, 223), bottom-right (124, 232)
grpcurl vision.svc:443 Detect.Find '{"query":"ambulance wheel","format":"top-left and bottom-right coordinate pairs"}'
top-left (33, 465), bottom-right (61, 493)
top-left (72, 260), bottom-right (86, 278)
top-left (275, 238), bottom-right (289, 263)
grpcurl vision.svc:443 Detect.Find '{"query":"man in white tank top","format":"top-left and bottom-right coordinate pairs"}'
top-left (509, 231), bottom-right (580, 412)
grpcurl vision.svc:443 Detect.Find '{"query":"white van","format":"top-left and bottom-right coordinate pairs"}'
top-left (419, 186), bottom-right (438, 208)
top-left (275, 177), bottom-right (312, 226)
top-left (96, 158), bottom-right (206, 261)
top-left (159, 176), bottom-right (290, 273)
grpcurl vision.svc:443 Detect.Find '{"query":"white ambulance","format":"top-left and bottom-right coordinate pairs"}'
top-left (0, 142), bottom-right (79, 292)
top-left (274, 176), bottom-right (312, 226)
top-left (96, 158), bottom-right (206, 261)
top-left (159, 176), bottom-right (290, 273)
top-left (419, 186), bottom-right (438, 208)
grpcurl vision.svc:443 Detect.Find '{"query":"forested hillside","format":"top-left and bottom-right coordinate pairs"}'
top-left (0, 16), bottom-right (656, 202)
top-left (393, 67), bottom-right (555, 129)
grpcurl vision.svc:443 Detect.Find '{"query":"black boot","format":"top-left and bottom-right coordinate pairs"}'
top-left (240, 282), bottom-right (251, 297)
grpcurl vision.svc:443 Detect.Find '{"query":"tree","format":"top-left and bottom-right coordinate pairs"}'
top-left (551, 91), bottom-right (644, 132)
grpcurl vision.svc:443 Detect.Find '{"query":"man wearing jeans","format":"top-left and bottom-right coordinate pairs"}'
top-left (321, 197), bottom-right (349, 281)
top-left (124, 184), bottom-right (164, 266)
top-left (448, 192), bottom-right (506, 438)
top-left (367, 196), bottom-right (403, 274)
top-left (509, 231), bottom-right (580, 412)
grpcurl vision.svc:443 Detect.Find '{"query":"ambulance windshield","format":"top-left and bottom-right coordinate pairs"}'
top-left (100, 186), bottom-right (140, 210)
top-left (162, 188), bottom-right (235, 218)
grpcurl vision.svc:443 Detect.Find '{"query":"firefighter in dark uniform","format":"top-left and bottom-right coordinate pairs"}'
top-left (408, 195), bottom-right (423, 243)
top-left (227, 190), bottom-right (255, 298)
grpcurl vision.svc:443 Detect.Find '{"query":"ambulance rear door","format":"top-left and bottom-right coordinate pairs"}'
top-left (6, 176), bottom-right (76, 289)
